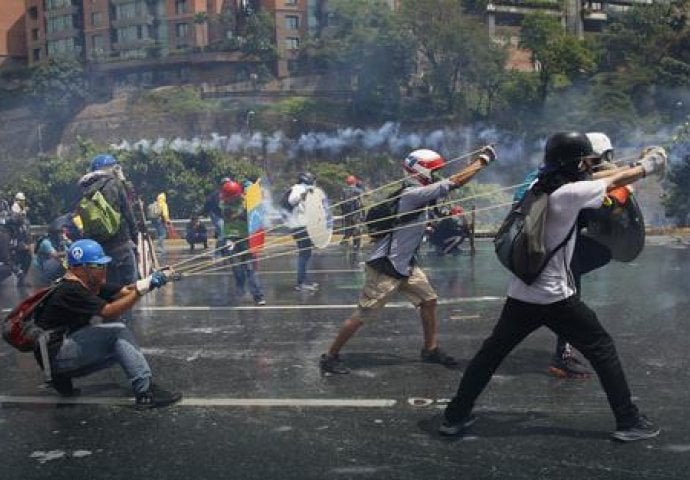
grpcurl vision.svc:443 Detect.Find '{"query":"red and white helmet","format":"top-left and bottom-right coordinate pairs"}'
top-left (403, 149), bottom-right (446, 185)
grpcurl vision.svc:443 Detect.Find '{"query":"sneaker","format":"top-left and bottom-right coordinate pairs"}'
top-left (611, 415), bottom-right (660, 442)
top-left (549, 354), bottom-right (592, 379)
top-left (295, 282), bottom-right (319, 292)
top-left (255, 298), bottom-right (266, 306)
top-left (319, 353), bottom-right (350, 374)
top-left (51, 374), bottom-right (81, 397)
top-left (421, 347), bottom-right (458, 366)
top-left (439, 414), bottom-right (478, 436)
top-left (135, 384), bottom-right (182, 409)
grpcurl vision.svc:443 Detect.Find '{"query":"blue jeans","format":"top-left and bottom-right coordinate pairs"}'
top-left (152, 219), bottom-right (166, 251)
top-left (210, 213), bottom-right (224, 257)
top-left (53, 322), bottom-right (152, 395)
top-left (291, 228), bottom-right (313, 285)
top-left (232, 259), bottom-right (264, 301)
top-left (104, 243), bottom-right (138, 326)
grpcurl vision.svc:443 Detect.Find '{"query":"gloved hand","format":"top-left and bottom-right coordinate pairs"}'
top-left (477, 145), bottom-right (497, 166)
top-left (637, 146), bottom-right (667, 178)
top-left (134, 271), bottom-right (169, 295)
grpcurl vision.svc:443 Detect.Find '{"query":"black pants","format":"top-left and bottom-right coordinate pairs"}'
top-left (445, 296), bottom-right (639, 429)
top-left (555, 235), bottom-right (612, 357)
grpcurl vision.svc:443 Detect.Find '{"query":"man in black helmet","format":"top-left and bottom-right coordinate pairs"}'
top-left (285, 172), bottom-right (319, 291)
top-left (440, 132), bottom-right (665, 442)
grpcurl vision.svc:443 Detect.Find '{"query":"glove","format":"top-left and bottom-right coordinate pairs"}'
top-left (637, 146), bottom-right (667, 178)
top-left (477, 145), bottom-right (497, 166)
top-left (134, 271), bottom-right (169, 295)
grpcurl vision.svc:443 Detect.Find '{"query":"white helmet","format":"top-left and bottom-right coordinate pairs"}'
top-left (585, 132), bottom-right (614, 161)
top-left (403, 149), bottom-right (446, 186)
top-left (15, 192), bottom-right (26, 201)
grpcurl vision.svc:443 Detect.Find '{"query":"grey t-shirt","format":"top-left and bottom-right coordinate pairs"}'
top-left (368, 180), bottom-right (453, 277)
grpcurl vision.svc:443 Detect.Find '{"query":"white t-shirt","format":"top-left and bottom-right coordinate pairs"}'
top-left (507, 179), bottom-right (607, 304)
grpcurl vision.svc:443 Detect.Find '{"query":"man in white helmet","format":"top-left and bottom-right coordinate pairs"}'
top-left (319, 146), bottom-right (496, 374)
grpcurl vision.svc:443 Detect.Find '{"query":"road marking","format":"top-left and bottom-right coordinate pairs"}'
top-left (133, 297), bottom-right (502, 312)
top-left (1, 296), bottom-right (501, 314)
top-left (0, 395), bottom-right (396, 408)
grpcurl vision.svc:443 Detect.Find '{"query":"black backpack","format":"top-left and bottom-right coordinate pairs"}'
top-left (365, 187), bottom-right (418, 240)
top-left (494, 189), bottom-right (575, 284)
top-left (279, 187), bottom-right (294, 213)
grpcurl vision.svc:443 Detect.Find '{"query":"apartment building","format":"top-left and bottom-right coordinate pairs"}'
top-left (0, 0), bottom-right (27, 69)
top-left (487, 0), bottom-right (654, 71)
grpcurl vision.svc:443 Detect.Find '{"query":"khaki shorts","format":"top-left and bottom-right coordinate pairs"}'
top-left (352, 264), bottom-right (437, 323)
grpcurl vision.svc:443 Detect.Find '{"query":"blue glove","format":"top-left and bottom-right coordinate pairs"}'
top-left (150, 271), bottom-right (169, 290)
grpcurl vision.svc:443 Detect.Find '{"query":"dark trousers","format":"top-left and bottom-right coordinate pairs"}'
top-left (445, 296), bottom-right (639, 429)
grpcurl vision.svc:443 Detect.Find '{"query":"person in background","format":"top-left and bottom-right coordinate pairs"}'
top-left (34, 239), bottom-right (181, 408)
top-left (34, 217), bottom-right (69, 285)
top-left (340, 175), bottom-right (364, 249)
top-left (9, 192), bottom-right (32, 286)
top-left (185, 215), bottom-right (208, 252)
top-left (219, 180), bottom-right (266, 306)
top-left (429, 206), bottom-right (470, 256)
top-left (200, 179), bottom-right (228, 256)
top-left (285, 172), bottom-right (319, 292)
top-left (152, 192), bottom-right (171, 254)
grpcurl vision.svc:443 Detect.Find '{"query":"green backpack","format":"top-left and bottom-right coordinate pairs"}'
top-left (78, 189), bottom-right (121, 241)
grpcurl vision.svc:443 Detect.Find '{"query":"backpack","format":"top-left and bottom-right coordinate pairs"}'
top-left (77, 189), bottom-right (121, 241)
top-left (146, 201), bottom-right (162, 220)
top-left (280, 188), bottom-right (295, 213)
top-left (33, 235), bottom-right (49, 255)
top-left (2, 283), bottom-right (59, 352)
top-left (365, 187), bottom-right (417, 240)
top-left (493, 189), bottom-right (575, 285)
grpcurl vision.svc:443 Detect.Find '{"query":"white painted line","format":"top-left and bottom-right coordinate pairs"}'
top-left (192, 269), bottom-right (363, 276)
top-left (133, 297), bottom-right (502, 312)
top-left (0, 296), bottom-right (502, 314)
top-left (0, 396), bottom-right (396, 408)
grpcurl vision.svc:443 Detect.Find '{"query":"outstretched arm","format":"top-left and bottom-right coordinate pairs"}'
top-left (447, 146), bottom-right (496, 188)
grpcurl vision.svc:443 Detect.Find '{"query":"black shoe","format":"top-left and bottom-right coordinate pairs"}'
top-left (421, 347), bottom-right (458, 366)
top-left (51, 374), bottom-right (81, 397)
top-left (611, 415), bottom-right (660, 442)
top-left (319, 353), bottom-right (350, 374)
top-left (549, 354), bottom-right (592, 379)
top-left (439, 414), bottom-right (478, 436)
top-left (135, 384), bottom-right (182, 409)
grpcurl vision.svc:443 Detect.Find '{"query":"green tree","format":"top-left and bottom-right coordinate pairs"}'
top-left (519, 13), bottom-right (596, 103)
top-left (24, 56), bottom-right (90, 117)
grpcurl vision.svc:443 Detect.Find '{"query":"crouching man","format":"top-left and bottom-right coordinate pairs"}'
top-left (35, 239), bottom-right (182, 409)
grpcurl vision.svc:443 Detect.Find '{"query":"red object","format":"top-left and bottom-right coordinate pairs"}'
top-left (2, 287), bottom-right (53, 352)
top-left (450, 206), bottom-right (464, 216)
top-left (346, 175), bottom-right (357, 186)
top-left (608, 186), bottom-right (630, 205)
top-left (220, 180), bottom-right (243, 199)
top-left (166, 223), bottom-right (179, 239)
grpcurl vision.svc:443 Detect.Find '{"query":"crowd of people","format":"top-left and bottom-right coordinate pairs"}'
top-left (3, 130), bottom-right (668, 442)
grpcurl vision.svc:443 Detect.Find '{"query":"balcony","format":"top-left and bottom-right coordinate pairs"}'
top-left (46, 28), bottom-right (81, 42)
top-left (45, 5), bottom-right (79, 18)
top-left (112, 15), bottom-right (155, 29)
top-left (111, 38), bottom-right (156, 51)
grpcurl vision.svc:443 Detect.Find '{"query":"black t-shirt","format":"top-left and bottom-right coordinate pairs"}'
top-left (35, 279), bottom-right (122, 358)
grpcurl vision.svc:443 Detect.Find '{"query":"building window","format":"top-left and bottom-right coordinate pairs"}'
top-left (91, 12), bottom-right (102, 27)
top-left (175, 0), bottom-right (189, 14)
top-left (28, 7), bottom-right (38, 20)
top-left (47, 15), bottom-right (74, 35)
top-left (31, 29), bottom-right (39, 41)
top-left (176, 23), bottom-right (190, 42)
top-left (92, 34), bottom-right (104, 55)
top-left (285, 37), bottom-right (299, 50)
top-left (32, 48), bottom-right (41, 61)
top-left (285, 0), bottom-right (297, 5)
top-left (285, 15), bottom-right (299, 30)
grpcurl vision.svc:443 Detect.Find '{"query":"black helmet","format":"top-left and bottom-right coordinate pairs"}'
top-left (298, 172), bottom-right (315, 185)
top-left (544, 132), bottom-right (594, 171)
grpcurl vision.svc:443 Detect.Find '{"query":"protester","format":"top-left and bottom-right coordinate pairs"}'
top-left (284, 172), bottom-right (320, 291)
top-left (9, 192), bottom-right (32, 286)
top-left (150, 192), bottom-right (171, 254)
top-left (340, 175), bottom-right (364, 249)
top-left (78, 154), bottom-right (139, 324)
top-left (219, 180), bottom-right (266, 305)
top-left (185, 215), bottom-right (208, 251)
top-left (428, 206), bottom-right (470, 256)
top-left (440, 132), bottom-right (664, 442)
top-left (34, 239), bottom-right (181, 408)
top-left (34, 218), bottom-right (69, 285)
top-left (319, 146), bottom-right (496, 374)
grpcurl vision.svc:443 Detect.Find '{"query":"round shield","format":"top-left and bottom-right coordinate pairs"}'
top-left (582, 193), bottom-right (645, 262)
top-left (304, 187), bottom-right (333, 249)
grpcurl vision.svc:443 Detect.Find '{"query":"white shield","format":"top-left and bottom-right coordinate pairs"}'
top-left (304, 187), bottom-right (333, 249)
